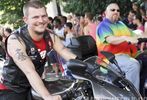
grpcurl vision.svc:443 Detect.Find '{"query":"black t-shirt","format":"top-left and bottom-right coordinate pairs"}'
top-left (122, 18), bottom-right (137, 30)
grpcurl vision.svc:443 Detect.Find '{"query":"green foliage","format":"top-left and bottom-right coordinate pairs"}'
top-left (0, 0), bottom-right (143, 29)
top-left (63, 0), bottom-right (133, 17)
top-left (0, 0), bottom-right (51, 29)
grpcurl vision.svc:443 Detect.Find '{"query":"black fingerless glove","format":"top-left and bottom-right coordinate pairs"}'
top-left (75, 56), bottom-right (79, 60)
top-left (75, 56), bottom-right (82, 60)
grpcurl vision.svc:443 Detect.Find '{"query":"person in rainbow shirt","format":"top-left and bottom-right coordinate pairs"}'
top-left (96, 2), bottom-right (140, 90)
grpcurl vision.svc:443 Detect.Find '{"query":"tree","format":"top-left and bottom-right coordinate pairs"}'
top-left (0, 0), bottom-right (51, 29)
top-left (0, 0), bottom-right (143, 29)
top-left (63, 0), bottom-right (133, 17)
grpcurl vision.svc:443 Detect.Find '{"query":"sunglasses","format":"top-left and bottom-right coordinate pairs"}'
top-left (110, 9), bottom-right (120, 12)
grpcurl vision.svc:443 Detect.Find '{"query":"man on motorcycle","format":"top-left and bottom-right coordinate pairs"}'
top-left (0, 1), bottom-right (77, 100)
top-left (96, 3), bottom-right (140, 90)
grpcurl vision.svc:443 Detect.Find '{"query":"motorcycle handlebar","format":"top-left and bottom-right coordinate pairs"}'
top-left (60, 91), bottom-right (72, 100)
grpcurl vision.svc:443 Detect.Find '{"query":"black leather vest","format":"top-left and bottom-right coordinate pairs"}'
top-left (2, 25), bottom-right (52, 93)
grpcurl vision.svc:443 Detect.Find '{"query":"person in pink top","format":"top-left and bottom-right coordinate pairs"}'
top-left (84, 12), bottom-right (97, 40)
top-left (133, 14), bottom-right (144, 32)
top-left (133, 14), bottom-right (145, 52)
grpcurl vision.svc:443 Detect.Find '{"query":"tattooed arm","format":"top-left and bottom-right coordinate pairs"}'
top-left (7, 34), bottom-right (59, 100)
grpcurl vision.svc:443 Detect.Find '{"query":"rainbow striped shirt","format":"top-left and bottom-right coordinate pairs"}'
top-left (96, 18), bottom-right (137, 58)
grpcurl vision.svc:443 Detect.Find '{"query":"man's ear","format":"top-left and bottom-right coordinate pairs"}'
top-left (23, 16), bottom-right (28, 24)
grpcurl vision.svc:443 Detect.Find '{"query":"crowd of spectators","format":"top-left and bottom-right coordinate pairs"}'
top-left (0, 1), bottom-right (147, 98)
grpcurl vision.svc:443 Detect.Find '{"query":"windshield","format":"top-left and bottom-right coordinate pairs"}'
top-left (83, 56), bottom-right (121, 85)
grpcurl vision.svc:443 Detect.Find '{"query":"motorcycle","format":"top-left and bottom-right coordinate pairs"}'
top-left (31, 36), bottom-right (143, 100)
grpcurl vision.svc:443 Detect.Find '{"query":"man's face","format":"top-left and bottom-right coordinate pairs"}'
top-left (23, 7), bottom-right (48, 34)
top-left (84, 15), bottom-right (88, 25)
top-left (53, 21), bottom-right (58, 28)
top-left (64, 26), bottom-right (68, 34)
top-left (2, 30), bottom-right (11, 42)
top-left (3, 30), bottom-right (10, 37)
top-left (105, 4), bottom-right (120, 23)
top-left (128, 12), bottom-right (135, 20)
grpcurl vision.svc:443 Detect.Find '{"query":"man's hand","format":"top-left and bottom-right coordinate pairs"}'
top-left (44, 95), bottom-right (62, 100)
top-left (125, 36), bottom-right (138, 44)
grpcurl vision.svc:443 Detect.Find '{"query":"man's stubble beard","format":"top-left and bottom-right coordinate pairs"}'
top-left (34, 29), bottom-right (45, 35)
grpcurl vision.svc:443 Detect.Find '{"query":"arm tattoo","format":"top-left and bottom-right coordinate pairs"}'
top-left (15, 48), bottom-right (27, 61)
